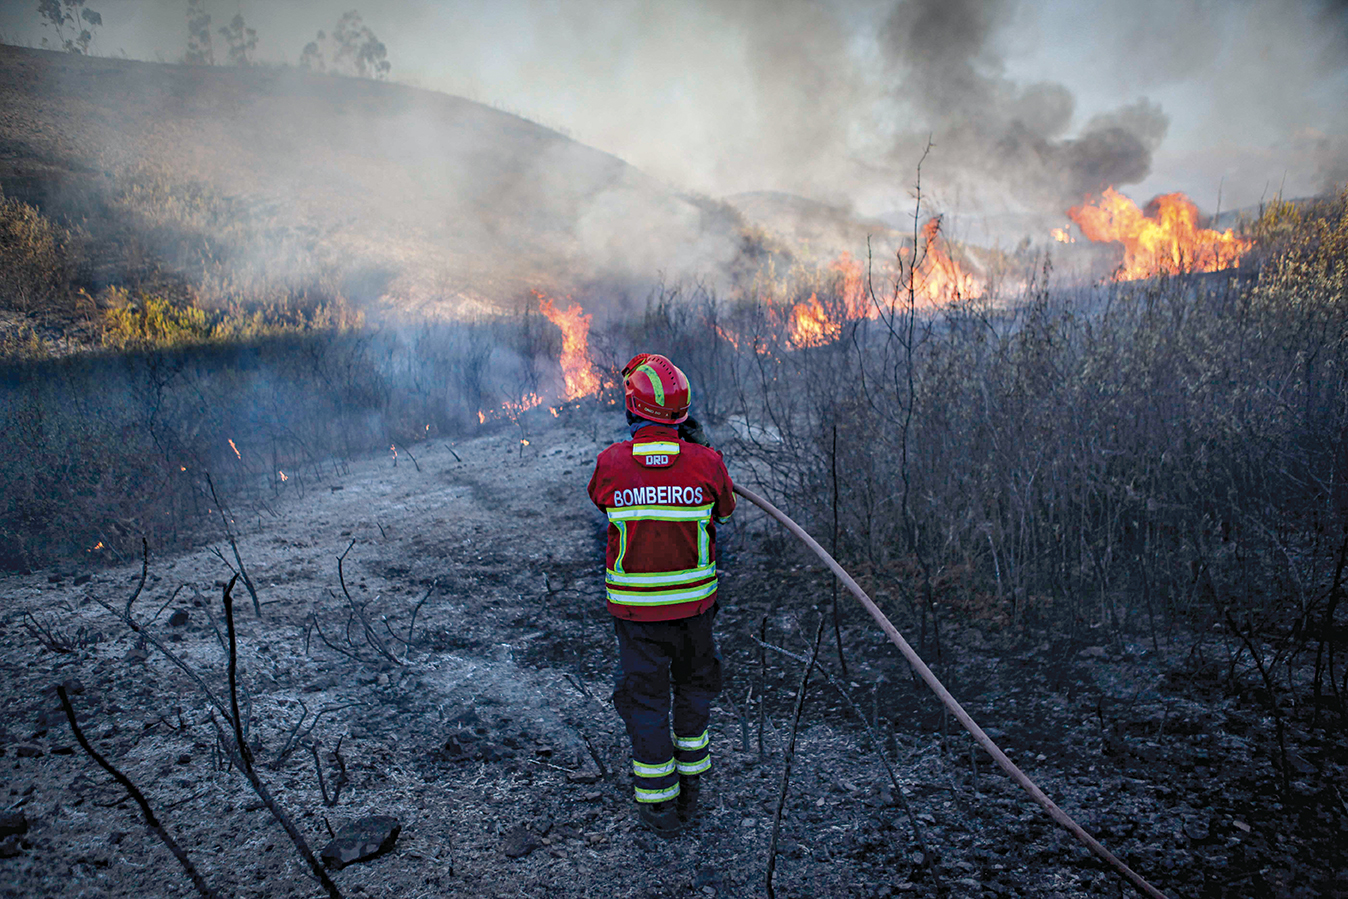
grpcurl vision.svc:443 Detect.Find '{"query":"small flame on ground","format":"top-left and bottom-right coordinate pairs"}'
top-left (390, 444), bottom-right (398, 459)
top-left (180, 466), bottom-right (187, 472)
top-left (1051, 227), bottom-right (1074, 243)
top-left (89, 541), bottom-right (103, 552)
top-left (278, 470), bottom-right (288, 482)
top-left (478, 393), bottom-right (544, 424)
top-left (521, 439), bottom-right (530, 446)
top-left (228, 439), bottom-right (241, 460)
top-left (1068, 187), bottom-right (1251, 280)
top-left (549, 407), bottom-right (558, 417)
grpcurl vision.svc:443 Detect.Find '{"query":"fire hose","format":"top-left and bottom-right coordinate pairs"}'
top-left (732, 483), bottom-right (1170, 899)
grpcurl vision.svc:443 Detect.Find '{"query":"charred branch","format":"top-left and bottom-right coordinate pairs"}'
top-left (309, 737), bottom-right (348, 808)
top-left (307, 610), bottom-right (382, 665)
top-left (765, 615), bottom-right (826, 899)
top-left (753, 635), bottom-right (936, 877)
top-left (88, 596), bottom-right (231, 723)
top-left (380, 581), bottom-right (435, 663)
top-left (148, 584), bottom-right (187, 626)
top-left (271, 702), bottom-right (359, 772)
top-left (57, 686), bottom-right (222, 899)
top-left (124, 537), bottom-right (149, 620)
top-left (221, 582), bottom-right (344, 899)
top-left (334, 540), bottom-right (404, 667)
top-left (22, 606), bottom-right (96, 654)
top-left (206, 473), bottom-right (261, 617)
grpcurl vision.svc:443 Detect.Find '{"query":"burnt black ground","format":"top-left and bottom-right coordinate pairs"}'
top-left (0, 420), bottom-right (1345, 899)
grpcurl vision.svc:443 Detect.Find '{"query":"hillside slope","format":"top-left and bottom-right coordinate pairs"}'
top-left (0, 46), bottom-right (745, 317)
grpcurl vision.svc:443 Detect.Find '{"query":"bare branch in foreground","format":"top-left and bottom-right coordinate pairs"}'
top-left (58, 686), bottom-right (221, 899)
top-left (310, 737), bottom-right (349, 808)
top-left (124, 537), bottom-right (149, 620)
top-left (271, 702), bottom-right (358, 771)
top-left (765, 615), bottom-right (826, 899)
top-left (89, 595), bottom-right (231, 722)
top-left (221, 582), bottom-right (344, 898)
top-left (380, 582), bottom-right (435, 663)
top-left (753, 635), bottom-right (937, 878)
top-left (335, 541), bottom-right (403, 666)
top-left (206, 473), bottom-right (261, 617)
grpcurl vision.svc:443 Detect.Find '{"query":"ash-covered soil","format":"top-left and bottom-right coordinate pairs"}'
top-left (1, 418), bottom-right (1345, 899)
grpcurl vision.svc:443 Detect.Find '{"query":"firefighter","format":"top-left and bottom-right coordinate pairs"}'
top-left (587, 353), bottom-right (735, 836)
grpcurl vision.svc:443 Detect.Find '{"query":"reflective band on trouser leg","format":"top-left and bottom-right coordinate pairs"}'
top-left (632, 757), bottom-right (680, 803)
top-left (674, 730), bottom-right (711, 775)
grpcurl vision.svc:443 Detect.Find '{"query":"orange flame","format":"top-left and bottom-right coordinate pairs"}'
top-left (1051, 227), bottom-right (1074, 244)
top-left (1068, 187), bottom-right (1250, 280)
top-left (538, 293), bottom-right (601, 399)
top-left (228, 439), bottom-right (241, 460)
top-left (477, 392), bottom-right (544, 424)
top-left (913, 218), bottom-right (982, 306)
top-left (785, 229), bottom-right (981, 347)
top-left (789, 293), bottom-right (837, 347)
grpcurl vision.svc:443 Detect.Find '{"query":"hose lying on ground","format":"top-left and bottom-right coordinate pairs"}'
top-left (733, 483), bottom-right (1170, 899)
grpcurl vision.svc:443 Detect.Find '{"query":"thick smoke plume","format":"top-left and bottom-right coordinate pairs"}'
top-left (879, 0), bottom-right (1168, 209)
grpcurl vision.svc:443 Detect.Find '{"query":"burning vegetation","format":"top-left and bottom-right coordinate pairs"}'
top-left (537, 294), bottom-right (602, 400)
top-left (1067, 187), bottom-right (1252, 280)
top-left (5, 186), bottom-right (1347, 899)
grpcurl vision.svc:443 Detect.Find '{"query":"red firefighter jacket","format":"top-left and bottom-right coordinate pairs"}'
top-left (588, 424), bottom-right (736, 622)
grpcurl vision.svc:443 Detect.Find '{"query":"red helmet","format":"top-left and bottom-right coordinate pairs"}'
top-left (622, 353), bottom-right (691, 424)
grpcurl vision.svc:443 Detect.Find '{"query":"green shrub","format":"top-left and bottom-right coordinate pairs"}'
top-left (102, 291), bottom-right (212, 348)
top-left (0, 194), bottom-right (73, 314)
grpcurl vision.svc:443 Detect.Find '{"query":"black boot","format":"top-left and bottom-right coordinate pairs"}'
top-left (638, 799), bottom-right (683, 837)
top-left (677, 774), bottom-right (701, 825)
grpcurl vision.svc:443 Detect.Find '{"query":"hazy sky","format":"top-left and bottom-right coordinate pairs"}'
top-left (2, 0), bottom-right (1345, 218)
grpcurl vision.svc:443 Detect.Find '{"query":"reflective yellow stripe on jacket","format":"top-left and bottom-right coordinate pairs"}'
top-left (605, 503), bottom-right (716, 606)
top-left (632, 441), bottom-right (680, 458)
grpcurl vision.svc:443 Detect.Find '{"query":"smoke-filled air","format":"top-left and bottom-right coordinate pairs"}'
top-left (1, 1), bottom-right (1347, 898)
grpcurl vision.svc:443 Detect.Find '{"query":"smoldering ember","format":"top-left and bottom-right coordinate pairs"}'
top-left (0, 2), bottom-right (1346, 898)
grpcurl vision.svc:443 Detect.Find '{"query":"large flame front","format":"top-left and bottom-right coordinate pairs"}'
top-left (787, 223), bottom-right (982, 347)
top-left (538, 293), bottom-right (601, 400)
top-left (913, 218), bottom-right (982, 306)
top-left (788, 253), bottom-right (868, 347)
top-left (1068, 187), bottom-right (1250, 281)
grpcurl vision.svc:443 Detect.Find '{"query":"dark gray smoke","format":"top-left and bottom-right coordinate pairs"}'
top-left (879, 0), bottom-right (1168, 209)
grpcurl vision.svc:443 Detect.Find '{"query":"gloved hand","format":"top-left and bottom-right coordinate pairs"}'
top-left (679, 415), bottom-right (712, 447)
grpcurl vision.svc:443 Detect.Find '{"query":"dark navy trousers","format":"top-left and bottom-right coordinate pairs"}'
top-left (612, 604), bottom-right (722, 802)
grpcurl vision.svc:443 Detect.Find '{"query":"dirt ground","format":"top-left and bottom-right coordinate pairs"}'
top-left (1, 416), bottom-right (1345, 899)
